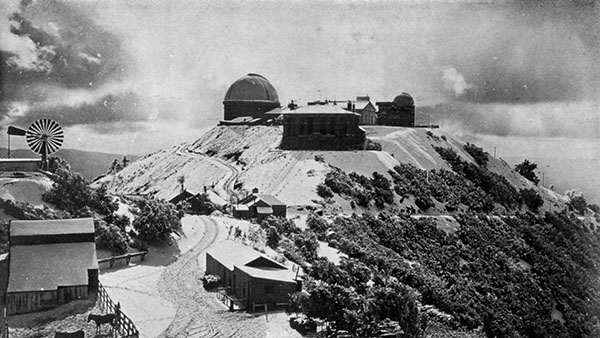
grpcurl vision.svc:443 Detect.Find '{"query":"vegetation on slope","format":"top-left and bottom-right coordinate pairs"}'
top-left (297, 145), bottom-right (600, 337)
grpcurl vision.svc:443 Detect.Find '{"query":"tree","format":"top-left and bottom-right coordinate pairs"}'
top-left (569, 195), bottom-right (587, 214)
top-left (515, 159), bottom-right (539, 185)
top-left (520, 188), bottom-right (543, 211)
top-left (132, 197), bottom-right (182, 244)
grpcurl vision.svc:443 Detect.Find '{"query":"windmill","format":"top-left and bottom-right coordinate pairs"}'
top-left (25, 119), bottom-right (64, 169)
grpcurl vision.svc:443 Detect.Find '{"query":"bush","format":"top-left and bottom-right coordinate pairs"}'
top-left (520, 188), bottom-right (544, 211)
top-left (569, 195), bottom-right (587, 214)
top-left (95, 221), bottom-right (128, 255)
top-left (316, 183), bottom-right (334, 198)
top-left (463, 143), bottom-right (488, 166)
top-left (515, 159), bottom-right (540, 185)
top-left (132, 197), bottom-right (182, 244)
top-left (43, 157), bottom-right (117, 217)
top-left (203, 274), bottom-right (221, 289)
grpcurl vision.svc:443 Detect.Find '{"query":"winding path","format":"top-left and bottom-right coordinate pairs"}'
top-left (158, 216), bottom-right (266, 338)
top-left (175, 144), bottom-right (240, 200)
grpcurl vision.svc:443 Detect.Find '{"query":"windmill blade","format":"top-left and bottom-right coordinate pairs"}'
top-left (26, 119), bottom-right (64, 156)
top-left (7, 126), bottom-right (26, 136)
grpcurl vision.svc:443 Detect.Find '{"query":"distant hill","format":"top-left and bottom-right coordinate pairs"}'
top-left (0, 148), bottom-right (140, 181)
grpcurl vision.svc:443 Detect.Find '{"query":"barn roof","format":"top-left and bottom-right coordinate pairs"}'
top-left (10, 218), bottom-right (94, 237)
top-left (7, 242), bottom-right (98, 293)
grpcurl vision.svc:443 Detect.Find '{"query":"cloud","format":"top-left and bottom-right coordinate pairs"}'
top-left (3, 91), bottom-right (148, 132)
top-left (420, 101), bottom-right (600, 139)
top-left (441, 66), bottom-right (473, 97)
top-left (0, 0), bottom-right (138, 132)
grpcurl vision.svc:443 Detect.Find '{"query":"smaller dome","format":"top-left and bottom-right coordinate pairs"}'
top-left (393, 92), bottom-right (414, 107)
top-left (224, 73), bottom-right (280, 103)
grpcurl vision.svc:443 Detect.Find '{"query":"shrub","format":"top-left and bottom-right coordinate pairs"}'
top-left (203, 274), bottom-right (221, 289)
top-left (520, 188), bottom-right (544, 211)
top-left (95, 221), bottom-right (128, 255)
top-left (569, 195), bottom-right (587, 214)
top-left (515, 159), bottom-right (540, 185)
top-left (316, 183), bottom-right (334, 198)
top-left (260, 216), bottom-right (300, 237)
top-left (132, 197), bottom-right (182, 244)
top-left (463, 143), bottom-right (488, 166)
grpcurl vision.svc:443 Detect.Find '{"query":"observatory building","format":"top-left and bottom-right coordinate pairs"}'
top-left (223, 73), bottom-right (281, 121)
top-left (280, 105), bottom-right (366, 150)
top-left (376, 92), bottom-right (415, 127)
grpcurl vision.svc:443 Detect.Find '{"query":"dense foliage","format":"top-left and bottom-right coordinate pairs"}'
top-left (434, 147), bottom-right (522, 209)
top-left (131, 196), bottom-right (183, 244)
top-left (463, 143), bottom-right (489, 166)
top-left (95, 220), bottom-right (128, 255)
top-left (323, 168), bottom-right (394, 208)
top-left (301, 211), bottom-right (600, 338)
top-left (390, 163), bottom-right (494, 213)
top-left (515, 159), bottom-right (540, 185)
top-left (43, 157), bottom-right (117, 217)
top-left (520, 188), bottom-right (544, 212)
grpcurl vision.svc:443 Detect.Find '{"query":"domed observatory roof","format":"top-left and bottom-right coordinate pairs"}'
top-left (223, 74), bottom-right (281, 121)
top-left (392, 92), bottom-right (415, 108)
top-left (224, 74), bottom-right (280, 103)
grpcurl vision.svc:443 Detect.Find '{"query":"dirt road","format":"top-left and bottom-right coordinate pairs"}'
top-left (175, 144), bottom-right (239, 200)
top-left (157, 216), bottom-right (266, 338)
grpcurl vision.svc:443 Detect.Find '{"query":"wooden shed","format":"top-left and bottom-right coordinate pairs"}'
top-left (5, 218), bottom-right (98, 315)
top-left (206, 241), bottom-right (300, 311)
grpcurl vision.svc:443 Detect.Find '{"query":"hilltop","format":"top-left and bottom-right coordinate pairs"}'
top-left (96, 125), bottom-right (568, 214)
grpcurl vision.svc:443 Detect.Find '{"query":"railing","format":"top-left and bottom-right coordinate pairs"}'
top-left (97, 282), bottom-right (139, 338)
top-left (98, 251), bottom-right (148, 269)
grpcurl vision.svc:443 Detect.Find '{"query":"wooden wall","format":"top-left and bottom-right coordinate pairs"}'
top-left (6, 285), bottom-right (88, 315)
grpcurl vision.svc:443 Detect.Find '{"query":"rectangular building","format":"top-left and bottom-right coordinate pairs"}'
top-left (206, 241), bottom-right (300, 310)
top-left (5, 218), bottom-right (98, 315)
top-left (281, 105), bottom-right (366, 150)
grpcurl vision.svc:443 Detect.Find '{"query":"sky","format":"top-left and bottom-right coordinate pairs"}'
top-left (0, 0), bottom-right (598, 157)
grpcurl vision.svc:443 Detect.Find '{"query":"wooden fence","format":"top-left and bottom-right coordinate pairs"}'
top-left (98, 251), bottom-right (148, 269)
top-left (97, 282), bottom-right (139, 338)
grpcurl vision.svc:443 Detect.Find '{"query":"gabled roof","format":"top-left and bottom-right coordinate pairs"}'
top-left (169, 190), bottom-right (195, 204)
top-left (354, 101), bottom-right (375, 111)
top-left (7, 242), bottom-right (98, 292)
top-left (10, 218), bottom-right (94, 237)
top-left (207, 240), bottom-right (286, 271)
top-left (255, 194), bottom-right (285, 206)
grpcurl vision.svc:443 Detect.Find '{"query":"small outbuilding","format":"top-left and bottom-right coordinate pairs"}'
top-left (347, 96), bottom-right (377, 125)
top-left (5, 218), bottom-right (98, 315)
top-left (235, 193), bottom-right (286, 220)
top-left (206, 241), bottom-right (301, 310)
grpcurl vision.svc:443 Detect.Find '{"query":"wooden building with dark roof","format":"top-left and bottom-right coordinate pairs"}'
top-left (206, 241), bottom-right (301, 310)
top-left (5, 218), bottom-right (98, 315)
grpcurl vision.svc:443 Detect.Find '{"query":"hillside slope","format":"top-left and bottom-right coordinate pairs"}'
top-left (96, 125), bottom-right (566, 212)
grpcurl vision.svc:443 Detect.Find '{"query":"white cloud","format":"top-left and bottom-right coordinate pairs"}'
top-left (441, 66), bottom-right (473, 97)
